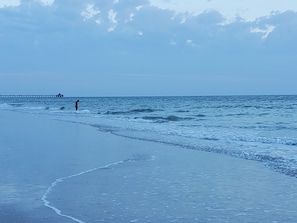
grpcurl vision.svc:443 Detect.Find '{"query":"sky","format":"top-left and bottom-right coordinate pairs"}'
top-left (0, 0), bottom-right (297, 96)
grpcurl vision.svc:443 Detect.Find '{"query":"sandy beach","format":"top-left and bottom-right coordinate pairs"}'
top-left (1, 110), bottom-right (297, 223)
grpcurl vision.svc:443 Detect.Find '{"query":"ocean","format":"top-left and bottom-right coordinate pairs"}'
top-left (1, 95), bottom-right (297, 178)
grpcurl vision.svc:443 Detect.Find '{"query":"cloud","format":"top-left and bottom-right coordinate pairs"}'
top-left (35, 0), bottom-right (55, 6)
top-left (0, 0), bottom-right (20, 8)
top-left (78, 1), bottom-right (147, 32)
top-left (108, 9), bottom-right (118, 32)
top-left (250, 25), bottom-right (276, 40)
top-left (81, 4), bottom-right (101, 21)
top-left (148, 0), bottom-right (297, 23)
top-left (0, 0), bottom-right (54, 8)
top-left (185, 39), bottom-right (194, 47)
top-left (129, 12), bottom-right (135, 21)
top-left (0, 1), bottom-right (296, 86)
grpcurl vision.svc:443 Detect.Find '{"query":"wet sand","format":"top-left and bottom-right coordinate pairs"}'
top-left (1, 110), bottom-right (297, 222)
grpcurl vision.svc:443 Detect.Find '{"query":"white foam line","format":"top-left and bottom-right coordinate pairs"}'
top-left (41, 160), bottom-right (124, 223)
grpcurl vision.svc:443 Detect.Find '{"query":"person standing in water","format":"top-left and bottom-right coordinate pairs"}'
top-left (75, 99), bottom-right (79, 111)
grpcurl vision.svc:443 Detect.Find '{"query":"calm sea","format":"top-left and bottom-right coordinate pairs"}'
top-left (1, 95), bottom-right (297, 177)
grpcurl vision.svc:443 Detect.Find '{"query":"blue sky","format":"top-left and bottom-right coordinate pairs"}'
top-left (0, 0), bottom-right (297, 96)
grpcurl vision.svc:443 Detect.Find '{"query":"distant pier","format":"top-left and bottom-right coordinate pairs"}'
top-left (0, 93), bottom-right (64, 98)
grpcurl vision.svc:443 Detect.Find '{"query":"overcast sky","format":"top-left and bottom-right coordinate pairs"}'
top-left (0, 0), bottom-right (297, 96)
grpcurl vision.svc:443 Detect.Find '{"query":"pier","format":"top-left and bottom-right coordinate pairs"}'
top-left (0, 93), bottom-right (64, 98)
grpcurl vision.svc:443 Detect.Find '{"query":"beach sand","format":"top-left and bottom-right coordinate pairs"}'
top-left (1, 110), bottom-right (297, 223)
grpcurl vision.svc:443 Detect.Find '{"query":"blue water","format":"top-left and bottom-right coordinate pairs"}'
top-left (1, 95), bottom-right (297, 177)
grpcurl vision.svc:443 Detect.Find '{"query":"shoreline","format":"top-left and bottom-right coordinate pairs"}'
top-left (1, 110), bottom-right (297, 222)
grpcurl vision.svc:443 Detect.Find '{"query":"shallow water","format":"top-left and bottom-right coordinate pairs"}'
top-left (42, 141), bottom-right (297, 223)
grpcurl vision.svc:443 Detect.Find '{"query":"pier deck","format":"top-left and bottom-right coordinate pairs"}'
top-left (0, 94), bottom-right (64, 98)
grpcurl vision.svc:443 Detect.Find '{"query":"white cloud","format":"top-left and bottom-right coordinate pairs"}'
top-left (186, 39), bottom-right (193, 47)
top-left (0, 0), bottom-right (20, 8)
top-left (108, 10), bottom-right (117, 24)
top-left (186, 39), bottom-right (198, 47)
top-left (136, 5), bottom-right (143, 11)
top-left (129, 12), bottom-right (135, 21)
top-left (35, 0), bottom-right (54, 6)
top-left (113, 0), bottom-right (119, 4)
top-left (179, 15), bottom-right (188, 24)
top-left (95, 19), bottom-right (102, 25)
top-left (108, 9), bottom-right (118, 32)
top-left (149, 0), bottom-right (297, 23)
top-left (0, 0), bottom-right (54, 8)
top-left (81, 4), bottom-right (101, 21)
top-left (250, 25), bottom-right (276, 40)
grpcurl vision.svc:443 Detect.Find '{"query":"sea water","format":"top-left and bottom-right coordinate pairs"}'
top-left (1, 95), bottom-right (297, 178)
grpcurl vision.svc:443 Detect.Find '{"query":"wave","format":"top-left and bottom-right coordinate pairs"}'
top-left (105, 108), bottom-right (157, 115)
top-left (237, 153), bottom-right (297, 177)
top-left (229, 150), bottom-right (297, 178)
top-left (175, 110), bottom-right (190, 113)
top-left (0, 103), bottom-right (23, 108)
top-left (0, 103), bottom-right (9, 108)
top-left (195, 114), bottom-right (207, 117)
top-left (42, 160), bottom-right (125, 223)
top-left (142, 115), bottom-right (193, 122)
top-left (44, 106), bottom-right (67, 111)
top-left (42, 155), bottom-right (156, 222)
top-left (199, 134), bottom-right (297, 147)
top-left (233, 135), bottom-right (297, 146)
top-left (109, 129), bottom-right (297, 178)
top-left (209, 104), bottom-right (295, 110)
top-left (9, 103), bottom-right (24, 107)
